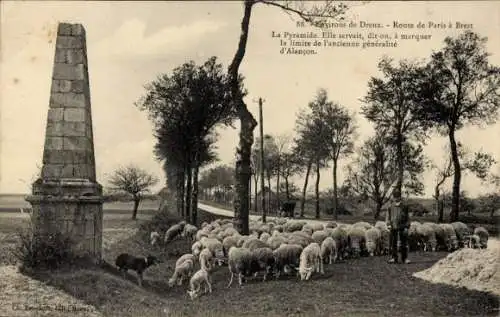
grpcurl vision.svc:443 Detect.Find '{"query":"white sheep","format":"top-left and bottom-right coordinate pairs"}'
top-left (299, 242), bottom-right (322, 280)
top-left (227, 246), bottom-right (253, 287)
top-left (311, 230), bottom-right (329, 245)
top-left (182, 224), bottom-right (198, 241)
top-left (467, 234), bottom-right (481, 249)
top-left (310, 223), bottom-right (324, 232)
top-left (272, 243), bottom-right (303, 278)
top-left (451, 222), bottom-right (471, 248)
top-left (191, 241), bottom-right (203, 257)
top-left (200, 237), bottom-right (225, 265)
top-left (320, 236), bottom-right (337, 264)
top-left (440, 223), bottom-right (459, 251)
top-left (331, 227), bottom-right (348, 260)
top-left (242, 238), bottom-right (270, 250)
top-left (259, 232), bottom-right (271, 243)
top-left (222, 235), bottom-right (240, 257)
top-left (365, 227), bottom-right (381, 256)
top-left (168, 258), bottom-right (194, 287)
top-left (150, 231), bottom-right (160, 246)
top-left (199, 248), bottom-right (214, 271)
top-left (187, 268), bottom-right (212, 300)
top-left (474, 226), bottom-right (489, 249)
top-left (164, 223), bottom-right (184, 243)
top-left (324, 221), bottom-right (338, 229)
top-left (417, 223), bottom-right (437, 252)
top-left (267, 235), bottom-right (288, 250)
top-left (347, 226), bottom-right (366, 258)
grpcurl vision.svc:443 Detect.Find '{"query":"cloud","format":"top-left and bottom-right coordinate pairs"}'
top-left (93, 18), bottom-right (226, 58)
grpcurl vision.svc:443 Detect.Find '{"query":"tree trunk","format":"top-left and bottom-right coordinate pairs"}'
top-left (177, 169), bottom-right (185, 216)
top-left (315, 160), bottom-right (321, 219)
top-left (448, 128), bottom-right (461, 222)
top-left (248, 176), bottom-right (252, 214)
top-left (267, 172), bottom-right (272, 215)
top-left (285, 177), bottom-right (290, 200)
top-left (230, 0), bottom-right (256, 235)
top-left (374, 200), bottom-right (383, 220)
top-left (132, 196), bottom-right (140, 220)
top-left (276, 163), bottom-right (281, 213)
top-left (191, 160), bottom-right (200, 225)
top-left (300, 160), bottom-right (312, 217)
top-left (332, 159), bottom-right (339, 220)
top-left (395, 131), bottom-right (404, 198)
top-left (185, 163), bottom-right (193, 223)
top-left (253, 175), bottom-right (258, 214)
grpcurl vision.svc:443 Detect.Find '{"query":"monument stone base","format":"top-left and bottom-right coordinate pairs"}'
top-left (26, 179), bottom-right (104, 263)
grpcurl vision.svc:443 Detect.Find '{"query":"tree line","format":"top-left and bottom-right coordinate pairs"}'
top-left (132, 27), bottom-right (499, 232)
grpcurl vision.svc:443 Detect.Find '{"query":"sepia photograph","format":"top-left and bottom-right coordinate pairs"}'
top-left (0, 1), bottom-right (499, 316)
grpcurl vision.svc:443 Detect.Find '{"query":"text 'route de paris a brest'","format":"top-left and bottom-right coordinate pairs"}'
top-left (271, 20), bottom-right (474, 56)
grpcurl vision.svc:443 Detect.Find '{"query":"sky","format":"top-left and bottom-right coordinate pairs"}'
top-left (1, 1), bottom-right (499, 197)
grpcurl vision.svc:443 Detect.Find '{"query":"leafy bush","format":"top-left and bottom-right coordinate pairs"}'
top-left (13, 224), bottom-right (76, 271)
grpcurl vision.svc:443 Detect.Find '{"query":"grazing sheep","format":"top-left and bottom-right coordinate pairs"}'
top-left (474, 227), bottom-right (489, 249)
top-left (374, 221), bottom-right (388, 232)
top-left (200, 237), bottom-right (225, 266)
top-left (365, 227), bottom-right (381, 256)
top-left (150, 231), bottom-right (160, 246)
top-left (196, 229), bottom-right (210, 242)
top-left (222, 235), bottom-right (240, 257)
top-left (199, 248), bottom-right (214, 271)
top-left (347, 226), bottom-right (366, 258)
top-left (440, 223), bottom-right (459, 251)
top-left (320, 237), bottom-right (337, 264)
top-left (424, 222), bottom-right (446, 251)
top-left (301, 225), bottom-right (314, 236)
top-left (294, 230), bottom-right (313, 239)
top-left (324, 221), bottom-right (338, 229)
top-left (164, 223), bottom-right (184, 243)
top-left (299, 242), bottom-right (323, 280)
top-left (310, 223), bottom-right (325, 232)
top-left (416, 223), bottom-right (437, 252)
top-left (169, 258), bottom-right (194, 287)
top-left (288, 234), bottom-right (313, 248)
top-left (187, 268), bottom-right (212, 300)
top-left (182, 224), bottom-right (198, 241)
top-left (272, 244), bottom-right (303, 278)
top-left (353, 221), bottom-right (372, 230)
top-left (284, 220), bottom-right (306, 232)
top-left (467, 234), bottom-right (481, 249)
top-left (267, 235), bottom-right (288, 250)
top-left (451, 222), bottom-right (471, 248)
top-left (243, 238), bottom-right (270, 250)
top-left (312, 230), bottom-right (329, 245)
top-left (331, 227), bottom-right (349, 260)
top-left (259, 232), bottom-right (271, 243)
top-left (250, 247), bottom-right (276, 281)
top-left (227, 247), bottom-right (253, 287)
top-left (176, 253), bottom-right (196, 267)
top-left (191, 241), bottom-right (203, 257)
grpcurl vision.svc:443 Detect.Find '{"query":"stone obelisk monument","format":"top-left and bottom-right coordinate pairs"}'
top-left (26, 23), bottom-right (103, 262)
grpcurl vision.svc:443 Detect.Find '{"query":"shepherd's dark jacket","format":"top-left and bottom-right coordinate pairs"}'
top-left (385, 203), bottom-right (410, 230)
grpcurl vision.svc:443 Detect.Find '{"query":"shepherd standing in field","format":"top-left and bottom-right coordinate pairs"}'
top-left (386, 191), bottom-right (411, 264)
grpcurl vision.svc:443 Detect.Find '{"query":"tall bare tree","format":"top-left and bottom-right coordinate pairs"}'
top-left (229, 0), bottom-right (350, 234)
top-left (108, 165), bottom-right (159, 220)
top-left (416, 31), bottom-right (500, 221)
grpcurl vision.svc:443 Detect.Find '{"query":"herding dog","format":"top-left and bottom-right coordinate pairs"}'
top-left (115, 253), bottom-right (159, 286)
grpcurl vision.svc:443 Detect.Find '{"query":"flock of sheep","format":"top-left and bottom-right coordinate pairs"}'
top-left (150, 217), bottom-right (490, 300)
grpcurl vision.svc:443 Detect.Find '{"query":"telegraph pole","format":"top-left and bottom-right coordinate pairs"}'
top-left (255, 97), bottom-right (267, 223)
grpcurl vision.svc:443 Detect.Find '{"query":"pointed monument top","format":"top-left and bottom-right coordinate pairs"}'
top-left (40, 22), bottom-right (96, 183)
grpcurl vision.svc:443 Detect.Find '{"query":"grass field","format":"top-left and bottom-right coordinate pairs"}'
top-left (0, 195), bottom-right (498, 316)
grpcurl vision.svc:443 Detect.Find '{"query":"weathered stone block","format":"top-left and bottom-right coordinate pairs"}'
top-left (71, 80), bottom-right (85, 93)
top-left (71, 24), bottom-right (85, 36)
top-left (58, 23), bottom-right (73, 36)
top-left (54, 49), bottom-right (85, 65)
top-left (56, 36), bottom-right (83, 49)
top-left (53, 63), bottom-right (85, 80)
top-left (47, 108), bottom-right (64, 122)
top-left (64, 108), bottom-right (86, 122)
top-left (61, 164), bottom-right (76, 178)
top-left (63, 136), bottom-right (89, 151)
top-left (42, 164), bottom-right (64, 178)
top-left (45, 137), bottom-right (63, 150)
top-left (50, 92), bottom-right (86, 108)
top-left (46, 122), bottom-right (86, 137)
top-left (51, 80), bottom-right (71, 93)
